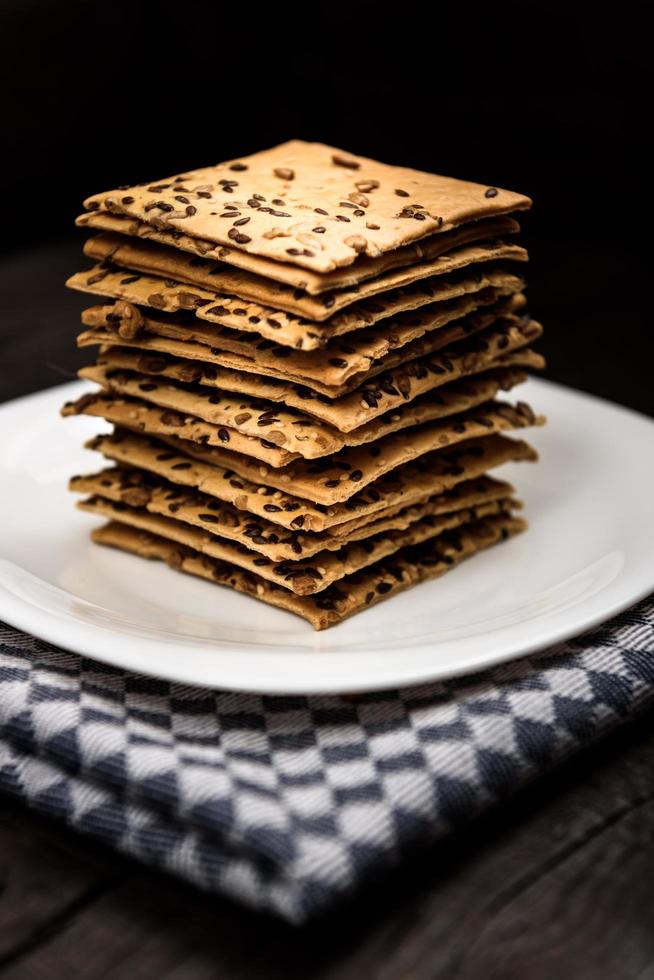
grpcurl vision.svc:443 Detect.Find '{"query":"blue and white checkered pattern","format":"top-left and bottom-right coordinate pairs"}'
top-left (1, 598), bottom-right (653, 923)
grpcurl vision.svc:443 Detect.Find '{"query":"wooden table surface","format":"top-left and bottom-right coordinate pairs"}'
top-left (1, 241), bottom-right (653, 979)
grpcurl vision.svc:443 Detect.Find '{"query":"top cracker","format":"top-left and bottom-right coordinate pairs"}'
top-left (83, 140), bottom-right (531, 275)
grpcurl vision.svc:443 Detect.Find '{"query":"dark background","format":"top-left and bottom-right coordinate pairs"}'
top-left (0, 0), bottom-right (651, 411)
top-left (1, 6), bottom-right (654, 975)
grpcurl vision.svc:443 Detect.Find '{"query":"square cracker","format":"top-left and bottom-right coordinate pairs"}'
top-left (146, 402), bottom-right (543, 501)
top-left (77, 289), bottom-right (522, 390)
top-left (80, 320), bottom-right (541, 431)
top-left (82, 357), bottom-right (529, 455)
top-left (78, 491), bottom-right (516, 596)
top-left (80, 217), bottom-right (523, 304)
top-left (83, 140), bottom-right (531, 273)
top-left (63, 387), bottom-right (542, 488)
top-left (90, 512), bottom-right (526, 629)
top-left (69, 245), bottom-right (526, 348)
top-left (77, 313), bottom-right (543, 415)
top-left (77, 300), bottom-right (517, 399)
top-left (88, 428), bottom-right (538, 533)
top-left (70, 466), bottom-right (516, 562)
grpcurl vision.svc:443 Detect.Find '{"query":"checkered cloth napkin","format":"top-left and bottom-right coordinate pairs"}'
top-left (1, 597), bottom-right (653, 923)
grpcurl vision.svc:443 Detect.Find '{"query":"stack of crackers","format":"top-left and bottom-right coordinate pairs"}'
top-left (63, 141), bottom-right (545, 629)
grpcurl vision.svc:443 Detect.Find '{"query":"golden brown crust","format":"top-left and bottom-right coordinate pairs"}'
top-left (77, 315), bottom-right (541, 414)
top-left (64, 389), bottom-right (542, 489)
top-left (79, 491), bottom-right (517, 596)
top-left (84, 429), bottom-right (538, 532)
top-left (91, 512), bottom-right (526, 629)
top-left (69, 257), bottom-right (526, 351)
top-left (83, 140), bottom-right (531, 274)
top-left (71, 466), bottom-right (516, 562)
top-left (76, 211), bottom-right (522, 300)
top-left (81, 358), bottom-right (530, 452)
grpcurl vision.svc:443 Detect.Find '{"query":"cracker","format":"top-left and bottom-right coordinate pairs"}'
top-left (62, 392), bottom-right (295, 467)
top-left (84, 356), bottom-right (529, 451)
top-left (79, 364), bottom-right (344, 460)
top-left (83, 140), bottom-right (531, 274)
top-left (77, 289), bottom-right (521, 390)
top-left (154, 401), bottom-right (543, 504)
top-left (86, 338), bottom-right (539, 433)
top-left (88, 429), bottom-right (538, 532)
top-left (78, 355), bottom-right (531, 455)
top-left (64, 387), bottom-right (542, 491)
top-left (77, 274), bottom-right (526, 369)
top-left (78, 491), bottom-right (515, 596)
top-left (77, 212), bottom-right (521, 300)
top-left (78, 313), bottom-right (543, 416)
top-left (91, 512), bottom-right (526, 629)
top-left (71, 466), bottom-right (515, 561)
top-left (77, 308), bottom-right (539, 402)
top-left (69, 254), bottom-right (526, 350)
top-left (327, 477), bottom-right (518, 539)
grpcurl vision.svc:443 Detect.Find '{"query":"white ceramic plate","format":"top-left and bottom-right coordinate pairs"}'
top-left (1, 378), bottom-right (653, 694)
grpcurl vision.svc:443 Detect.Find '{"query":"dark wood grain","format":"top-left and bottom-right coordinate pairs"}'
top-left (1, 241), bottom-right (654, 979)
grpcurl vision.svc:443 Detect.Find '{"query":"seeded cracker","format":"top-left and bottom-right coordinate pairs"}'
top-left (91, 513), bottom-right (527, 629)
top-left (77, 211), bottom-right (522, 297)
top-left (77, 313), bottom-right (542, 410)
top-left (77, 300), bottom-right (523, 397)
top-left (78, 324), bottom-right (541, 431)
top-left (83, 141), bottom-right (531, 274)
top-left (86, 429), bottom-right (538, 531)
top-left (70, 467), bottom-right (516, 561)
top-left (69, 253), bottom-right (526, 355)
top-left (74, 273), bottom-right (522, 385)
top-left (76, 362), bottom-right (543, 463)
top-left (79, 492), bottom-right (517, 595)
top-left (75, 266), bottom-right (526, 362)
top-left (80, 218), bottom-right (524, 307)
top-left (81, 357), bottom-right (530, 451)
top-left (65, 142), bottom-right (543, 627)
top-left (65, 387), bottom-right (542, 486)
